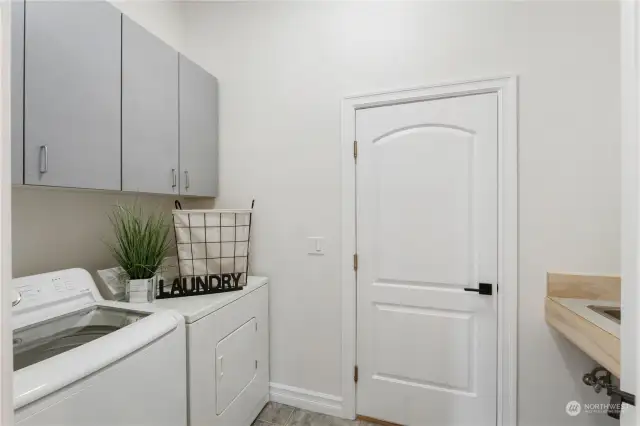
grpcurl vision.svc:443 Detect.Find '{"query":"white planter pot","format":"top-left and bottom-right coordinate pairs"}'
top-left (126, 276), bottom-right (157, 303)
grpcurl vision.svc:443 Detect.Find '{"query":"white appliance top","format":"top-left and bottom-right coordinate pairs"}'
top-left (12, 268), bottom-right (104, 330)
top-left (12, 269), bottom-right (183, 410)
top-left (149, 276), bottom-right (268, 323)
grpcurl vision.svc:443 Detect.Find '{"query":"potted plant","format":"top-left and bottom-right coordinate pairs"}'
top-left (108, 203), bottom-right (172, 303)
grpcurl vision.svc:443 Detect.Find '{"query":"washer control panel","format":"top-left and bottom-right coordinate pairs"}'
top-left (12, 269), bottom-right (101, 329)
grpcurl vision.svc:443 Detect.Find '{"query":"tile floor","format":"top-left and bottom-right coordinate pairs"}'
top-left (253, 402), bottom-right (378, 426)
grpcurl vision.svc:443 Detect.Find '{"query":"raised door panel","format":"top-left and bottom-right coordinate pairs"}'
top-left (122, 16), bottom-right (179, 194)
top-left (179, 54), bottom-right (218, 197)
top-left (24, 1), bottom-right (121, 190)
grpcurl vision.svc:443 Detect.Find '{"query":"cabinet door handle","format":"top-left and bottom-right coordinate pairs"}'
top-left (172, 169), bottom-right (177, 188)
top-left (39, 145), bottom-right (48, 173)
top-left (184, 170), bottom-right (190, 190)
top-left (12, 291), bottom-right (21, 307)
top-left (217, 355), bottom-right (224, 379)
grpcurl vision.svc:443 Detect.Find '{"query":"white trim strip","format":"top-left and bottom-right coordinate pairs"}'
top-left (269, 382), bottom-right (344, 418)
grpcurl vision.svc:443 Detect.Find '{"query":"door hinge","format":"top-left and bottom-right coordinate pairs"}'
top-left (353, 140), bottom-right (358, 162)
top-left (354, 365), bottom-right (359, 383)
top-left (353, 253), bottom-right (358, 271)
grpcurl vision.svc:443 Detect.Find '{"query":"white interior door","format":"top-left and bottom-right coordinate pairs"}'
top-left (356, 94), bottom-right (499, 426)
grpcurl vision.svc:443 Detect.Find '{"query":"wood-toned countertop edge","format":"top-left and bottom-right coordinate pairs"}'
top-left (545, 272), bottom-right (621, 377)
top-left (547, 297), bottom-right (619, 339)
top-left (545, 298), bottom-right (620, 377)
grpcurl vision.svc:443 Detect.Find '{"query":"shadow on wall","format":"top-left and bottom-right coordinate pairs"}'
top-left (547, 329), bottom-right (620, 425)
top-left (11, 186), bottom-right (214, 281)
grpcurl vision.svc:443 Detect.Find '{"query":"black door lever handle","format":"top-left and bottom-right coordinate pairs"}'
top-left (464, 283), bottom-right (493, 296)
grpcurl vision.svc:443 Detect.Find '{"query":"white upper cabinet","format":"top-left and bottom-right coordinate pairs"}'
top-left (122, 16), bottom-right (179, 195)
top-left (23, 1), bottom-right (122, 190)
top-left (179, 54), bottom-right (219, 197)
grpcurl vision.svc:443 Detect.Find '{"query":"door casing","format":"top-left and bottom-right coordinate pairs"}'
top-left (340, 76), bottom-right (519, 424)
top-left (620, 2), bottom-right (639, 424)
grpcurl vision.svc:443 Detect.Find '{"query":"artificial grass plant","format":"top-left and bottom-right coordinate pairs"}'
top-left (108, 203), bottom-right (173, 280)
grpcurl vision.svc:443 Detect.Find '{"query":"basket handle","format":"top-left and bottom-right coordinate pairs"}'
top-left (174, 200), bottom-right (183, 210)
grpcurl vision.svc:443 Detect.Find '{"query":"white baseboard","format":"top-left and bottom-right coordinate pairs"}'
top-left (269, 382), bottom-right (344, 418)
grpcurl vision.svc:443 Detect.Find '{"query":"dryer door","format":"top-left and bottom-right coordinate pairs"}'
top-left (216, 318), bottom-right (257, 414)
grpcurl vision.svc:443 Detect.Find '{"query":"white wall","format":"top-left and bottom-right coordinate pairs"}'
top-left (12, 187), bottom-right (180, 278)
top-left (110, 0), bottom-right (185, 52)
top-left (181, 1), bottom-right (620, 425)
top-left (12, 0), bottom-right (193, 280)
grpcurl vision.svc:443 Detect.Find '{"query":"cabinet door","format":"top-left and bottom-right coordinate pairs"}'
top-left (24, 1), bottom-right (121, 190)
top-left (179, 55), bottom-right (218, 197)
top-left (12, 0), bottom-right (24, 184)
top-left (122, 16), bottom-right (179, 194)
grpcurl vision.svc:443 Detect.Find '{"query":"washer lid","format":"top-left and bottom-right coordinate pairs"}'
top-left (14, 305), bottom-right (149, 372)
top-left (13, 306), bottom-right (181, 410)
top-left (151, 276), bottom-right (268, 323)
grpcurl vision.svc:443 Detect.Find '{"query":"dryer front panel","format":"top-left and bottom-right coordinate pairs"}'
top-left (216, 317), bottom-right (257, 414)
top-left (187, 283), bottom-right (269, 426)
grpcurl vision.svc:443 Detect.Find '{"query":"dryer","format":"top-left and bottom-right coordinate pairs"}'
top-left (12, 269), bottom-right (187, 426)
top-left (152, 276), bottom-right (269, 426)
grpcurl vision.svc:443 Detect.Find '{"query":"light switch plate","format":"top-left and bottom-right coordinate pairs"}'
top-left (308, 237), bottom-right (325, 255)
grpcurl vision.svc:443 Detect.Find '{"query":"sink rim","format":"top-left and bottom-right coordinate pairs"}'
top-left (587, 305), bottom-right (621, 324)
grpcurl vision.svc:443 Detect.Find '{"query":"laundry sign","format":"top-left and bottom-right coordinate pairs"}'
top-left (157, 273), bottom-right (244, 299)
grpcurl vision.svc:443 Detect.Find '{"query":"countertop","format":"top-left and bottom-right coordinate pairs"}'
top-left (139, 276), bottom-right (268, 324)
top-left (545, 273), bottom-right (620, 377)
top-left (550, 297), bottom-right (619, 338)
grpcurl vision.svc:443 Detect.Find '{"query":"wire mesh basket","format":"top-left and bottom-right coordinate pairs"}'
top-left (171, 201), bottom-right (253, 294)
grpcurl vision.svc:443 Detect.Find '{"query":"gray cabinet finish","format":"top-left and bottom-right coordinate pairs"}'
top-left (122, 16), bottom-right (179, 194)
top-left (179, 54), bottom-right (218, 197)
top-left (14, 2), bottom-right (218, 196)
top-left (24, 1), bottom-right (121, 190)
top-left (12, 0), bottom-right (24, 184)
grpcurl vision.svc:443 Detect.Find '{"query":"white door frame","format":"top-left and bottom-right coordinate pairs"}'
top-left (620, 2), bottom-right (639, 425)
top-left (340, 76), bottom-right (518, 424)
top-left (0, 3), bottom-right (12, 426)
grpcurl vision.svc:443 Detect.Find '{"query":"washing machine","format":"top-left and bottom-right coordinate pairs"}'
top-left (151, 276), bottom-right (269, 426)
top-left (12, 269), bottom-right (187, 426)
